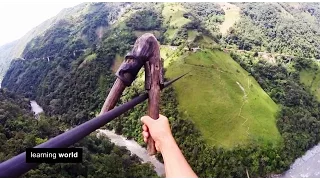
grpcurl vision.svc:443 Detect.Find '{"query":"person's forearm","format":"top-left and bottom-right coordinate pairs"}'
top-left (160, 136), bottom-right (198, 178)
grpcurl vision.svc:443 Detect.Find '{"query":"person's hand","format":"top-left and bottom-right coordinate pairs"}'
top-left (141, 114), bottom-right (173, 152)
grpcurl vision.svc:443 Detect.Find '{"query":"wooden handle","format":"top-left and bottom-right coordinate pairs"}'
top-left (146, 80), bottom-right (160, 155)
top-left (99, 78), bottom-right (127, 115)
top-left (100, 33), bottom-right (157, 115)
top-left (100, 33), bottom-right (162, 155)
top-left (146, 89), bottom-right (160, 155)
top-left (144, 35), bottom-right (161, 155)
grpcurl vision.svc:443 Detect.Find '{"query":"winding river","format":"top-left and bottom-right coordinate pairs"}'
top-left (30, 101), bottom-right (320, 177)
top-left (280, 144), bottom-right (320, 178)
top-left (30, 100), bottom-right (165, 177)
top-left (97, 129), bottom-right (165, 176)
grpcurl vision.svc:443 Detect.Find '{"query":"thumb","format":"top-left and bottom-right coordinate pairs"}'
top-left (141, 116), bottom-right (153, 127)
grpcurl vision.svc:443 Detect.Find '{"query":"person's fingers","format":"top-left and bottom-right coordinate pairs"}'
top-left (141, 116), bottom-right (153, 127)
top-left (155, 144), bottom-right (160, 152)
top-left (143, 137), bottom-right (147, 143)
top-left (142, 124), bottom-right (148, 131)
top-left (159, 114), bottom-right (165, 120)
top-left (142, 131), bottom-right (149, 138)
top-left (159, 114), bottom-right (168, 122)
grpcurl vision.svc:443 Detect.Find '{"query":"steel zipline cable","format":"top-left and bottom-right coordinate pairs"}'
top-left (0, 73), bottom-right (188, 178)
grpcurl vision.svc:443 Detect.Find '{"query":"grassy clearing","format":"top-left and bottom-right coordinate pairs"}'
top-left (285, 61), bottom-right (296, 73)
top-left (217, 2), bottom-right (240, 36)
top-left (85, 53), bottom-right (97, 62)
top-left (299, 62), bottom-right (320, 101)
top-left (164, 28), bottom-right (178, 41)
top-left (197, 35), bottom-right (219, 48)
top-left (162, 3), bottom-right (191, 28)
top-left (187, 30), bottom-right (198, 42)
top-left (160, 45), bottom-right (182, 68)
top-left (165, 49), bottom-right (281, 148)
top-left (162, 3), bottom-right (190, 42)
top-left (78, 53), bottom-right (97, 69)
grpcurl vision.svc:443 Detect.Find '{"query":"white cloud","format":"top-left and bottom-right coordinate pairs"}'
top-left (0, 1), bottom-right (83, 46)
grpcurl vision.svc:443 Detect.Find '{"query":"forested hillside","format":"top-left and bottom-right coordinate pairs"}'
top-left (2, 2), bottom-right (320, 178)
top-left (0, 89), bottom-right (156, 177)
top-left (0, 2), bottom-right (81, 82)
top-left (224, 2), bottom-right (320, 59)
top-left (0, 2), bottom-right (128, 83)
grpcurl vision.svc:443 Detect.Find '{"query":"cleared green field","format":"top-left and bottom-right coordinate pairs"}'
top-left (160, 45), bottom-right (180, 67)
top-left (162, 3), bottom-right (190, 42)
top-left (187, 30), bottom-right (198, 42)
top-left (162, 3), bottom-right (191, 28)
top-left (164, 29), bottom-right (178, 40)
top-left (197, 35), bottom-right (219, 48)
top-left (217, 2), bottom-right (240, 36)
top-left (299, 62), bottom-right (320, 101)
top-left (165, 49), bottom-right (281, 148)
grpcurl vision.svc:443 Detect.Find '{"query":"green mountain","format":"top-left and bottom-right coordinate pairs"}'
top-left (2, 2), bottom-right (280, 148)
top-left (1, 2), bottom-right (320, 178)
top-left (0, 41), bottom-right (17, 84)
top-left (0, 2), bottom-right (80, 82)
top-left (224, 2), bottom-right (320, 58)
top-left (164, 49), bottom-right (280, 148)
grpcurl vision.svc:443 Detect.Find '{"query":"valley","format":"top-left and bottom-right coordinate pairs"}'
top-left (1, 2), bottom-right (320, 178)
top-left (29, 100), bottom-right (165, 177)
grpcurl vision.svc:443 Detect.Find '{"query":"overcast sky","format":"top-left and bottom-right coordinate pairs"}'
top-left (0, 1), bottom-right (83, 46)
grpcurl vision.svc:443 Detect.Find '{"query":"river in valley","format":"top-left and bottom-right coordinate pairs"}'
top-left (30, 101), bottom-right (320, 178)
top-left (280, 144), bottom-right (320, 178)
top-left (30, 100), bottom-right (165, 177)
top-left (97, 129), bottom-right (165, 176)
